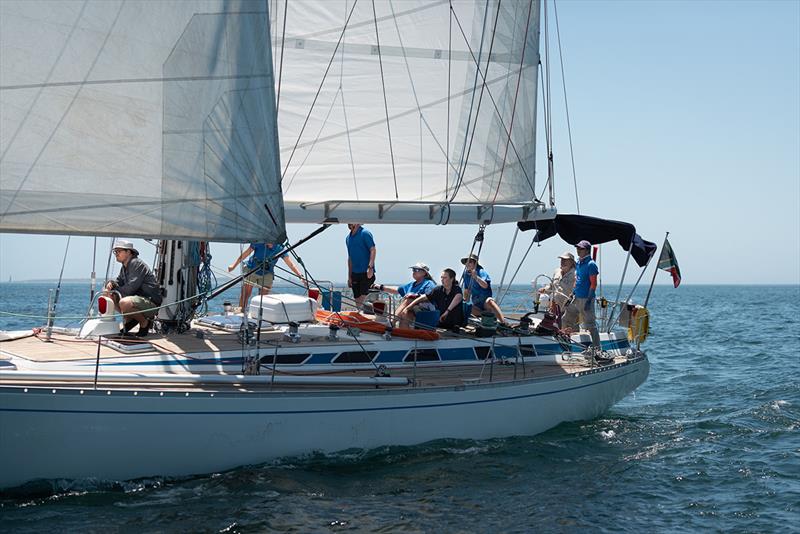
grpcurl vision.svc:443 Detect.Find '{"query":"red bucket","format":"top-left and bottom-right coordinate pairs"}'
top-left (372, 301), bottom-right (386, 316)
top-left (308, 288), bottom-right (320, 300)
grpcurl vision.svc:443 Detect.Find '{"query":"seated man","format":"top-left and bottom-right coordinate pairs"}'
top-left (376, 262), bottom-right (436, 328)
top-left (104, 239), bottom-right (162, 337)
top-left (406, 268), bottom-right (464, 330)
top-left (461, 253), bottom-right (506, 325)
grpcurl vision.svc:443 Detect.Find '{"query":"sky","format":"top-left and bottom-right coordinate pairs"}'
top-left (0, 0), bottom-right (798, 288)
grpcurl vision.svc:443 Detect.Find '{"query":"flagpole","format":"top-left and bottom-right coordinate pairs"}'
top-left (643, 231), bottom-right (669, 308)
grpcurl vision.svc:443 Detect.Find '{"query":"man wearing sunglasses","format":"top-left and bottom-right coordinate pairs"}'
top-left (375, 262), bottom-right (436, 328)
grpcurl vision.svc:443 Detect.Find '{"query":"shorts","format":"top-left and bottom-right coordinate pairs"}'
top-left (350, 272), bottom-right (375, 299)
top-left (470, 295), bottom-right (491, 311)
top-left (125, 295), bottom-right (158, 317)
top-left (245, 271), bottom-right (274, 289)
top-left (410, 302), bottom-right (436, 313)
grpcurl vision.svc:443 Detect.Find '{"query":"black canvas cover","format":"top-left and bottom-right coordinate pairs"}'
top-left (517, 214), bottom-right (657, 267)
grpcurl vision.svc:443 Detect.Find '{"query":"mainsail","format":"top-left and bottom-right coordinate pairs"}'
top-left (272, 0), bottom-right (549, 224)
top-left (0, 0), bottom-right (286, 243)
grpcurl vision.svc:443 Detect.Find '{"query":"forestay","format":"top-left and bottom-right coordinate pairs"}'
top-left (273, 0), bottom-right (550, 224)
top-left (0, 0), bottom-right (286, 243)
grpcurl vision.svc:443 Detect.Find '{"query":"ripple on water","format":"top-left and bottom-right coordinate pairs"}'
top-left (1, 285), bottom-right (799, 532)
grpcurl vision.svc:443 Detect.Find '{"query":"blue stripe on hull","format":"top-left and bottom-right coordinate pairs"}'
top-left (76, 336), bottom-right (631, 368)
top-left (0, 364), bottom-right (644, 416)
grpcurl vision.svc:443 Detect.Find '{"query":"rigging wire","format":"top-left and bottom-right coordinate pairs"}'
top-left (497, 233), bottom-right (539, 305)
top-left (448, 1), bottom-right (499, 204)
top-left (47, 237), bottom-right (71, 331)
top-left (497, 225), bottom-right (520, 294)
top-left (339, 0), bottom-right (359, 200)
top-left (445, 0), bottom-right (453, 204)
top-left (543, 0), bottom-right (556, 208)
top-left (553, 0), bottom-right (580, 213)
top-left (371, 0), bottom-right (400, 199)
top-left (490, 0), bottom-right (536, 206)
top-left (280, 0), bottom-right (359, 181)
top-left (283, 87), bottom-right (345, 191)
top-left (447, 4), bottom-right (538, 204)
top-left (386, 0), bottom-right (451, 200)
top-left (275, 0), bottom-right (289, 116)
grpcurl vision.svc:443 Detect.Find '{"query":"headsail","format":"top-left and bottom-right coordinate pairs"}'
top-left (273, 0), bottom-right (550, 224)
top-left (0, 0), bottom-right (286, 243)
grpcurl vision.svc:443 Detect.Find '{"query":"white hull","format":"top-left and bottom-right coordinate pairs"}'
top-left (0, 355), bottom-right (648, 488)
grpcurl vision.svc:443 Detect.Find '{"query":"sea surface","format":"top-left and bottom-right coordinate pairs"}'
top-left (0, 283), bottom-right (798, 533)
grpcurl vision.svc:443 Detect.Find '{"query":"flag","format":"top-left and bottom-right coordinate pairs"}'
top-left (657, 238), bottom-right (681, 287)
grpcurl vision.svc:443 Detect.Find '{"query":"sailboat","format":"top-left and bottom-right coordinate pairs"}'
top-left (0, 0), bottom-right (656, 489)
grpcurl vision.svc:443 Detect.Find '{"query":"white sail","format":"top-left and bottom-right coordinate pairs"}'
top-left (273, 0), bottom-right (549, 224)
top-left (0, 0), bottom-right (286, 242)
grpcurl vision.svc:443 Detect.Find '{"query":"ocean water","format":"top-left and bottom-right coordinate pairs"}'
top-left (0, 283), bottom-right (798, 533)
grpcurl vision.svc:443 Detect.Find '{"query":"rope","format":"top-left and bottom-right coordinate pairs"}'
top-left (196, 242), bottom-right (215, 317)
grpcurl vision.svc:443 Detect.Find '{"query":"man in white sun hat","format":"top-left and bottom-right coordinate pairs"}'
top-left (104, 239), bottom-right (162, 337)
top-left (538, 251), bottom-right (576, 318)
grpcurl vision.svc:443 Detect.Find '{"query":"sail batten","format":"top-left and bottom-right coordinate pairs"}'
top-left (0, 0), bottom-right (286, 242)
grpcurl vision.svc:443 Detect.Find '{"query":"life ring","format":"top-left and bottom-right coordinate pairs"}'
top-left (315, 310), bottom-right (440, 341)
top-left (627, 306), bottom-right (650, 344)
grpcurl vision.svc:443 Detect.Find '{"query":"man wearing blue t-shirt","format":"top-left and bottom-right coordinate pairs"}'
top-left (562, 240), bottom-right (601, 351)
top-left (461, 253), bottom-right (506, 325)
top-left (346, 224), bottom-right (377, 309)
top-left (376, 262), bottom-right (436, 328)
top-left (228, 242), bottom-right (304, 309)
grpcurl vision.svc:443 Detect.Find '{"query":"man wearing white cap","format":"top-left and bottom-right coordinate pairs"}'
top-left (104, 239), bottom-right (162, 337)
top-left (538, 251), bottom-right (576, 316)
top-left (562, 240), bottom-right (600, 350)
top-left (375, 262), bottom-right (436, 328)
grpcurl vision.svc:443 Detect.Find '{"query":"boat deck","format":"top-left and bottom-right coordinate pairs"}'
top-left (0, 317), bottom-right (625, 393)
